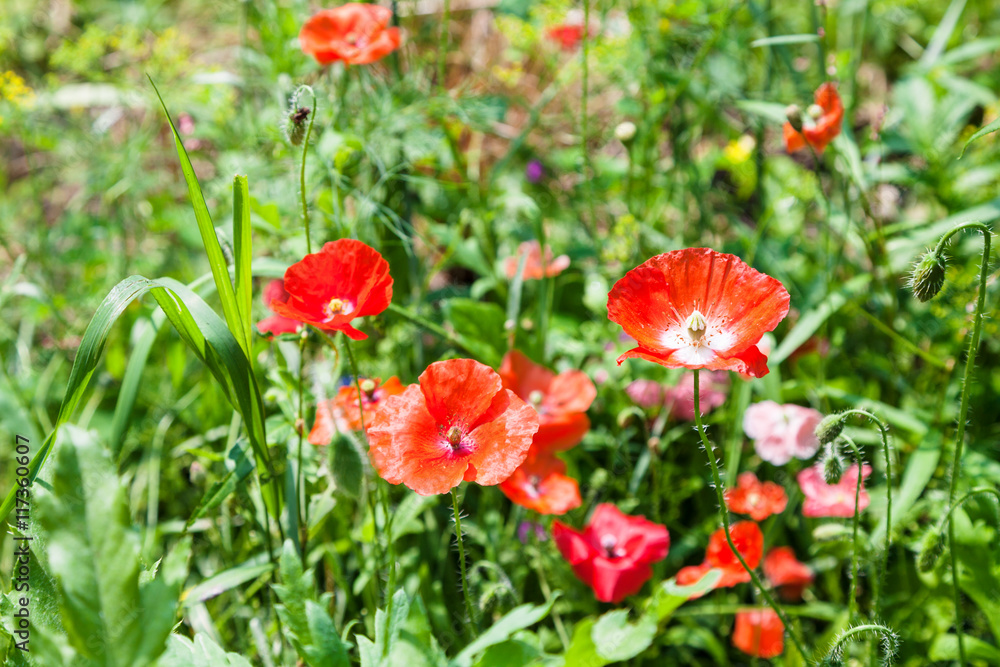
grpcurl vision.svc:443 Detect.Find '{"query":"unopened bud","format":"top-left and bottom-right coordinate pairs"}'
top-left (785, 104), bottom-right (803, 133)
top-left (908, 249), bottom-right (947, 302)
top-left (917, 528), bottom-right (944, 573)
top-left (815, 413), bottom-right (845, 445)
top-left (287, 106), bottom-right (310, 146)
top-left (615, 121), bottom-right (637, 143)
top-left (821, 444), bottom-right (845, 484)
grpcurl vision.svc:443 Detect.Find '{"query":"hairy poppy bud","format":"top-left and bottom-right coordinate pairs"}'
top-left (908, 249), bottom-right (947, 302)
top-left (917, 528), bottom-right (944, 573)
top-left (615, 120), bottom-right (637, 143)
top-left (286, 106), bottom-right (311, 146)
top-left (821, 443), bottom-right (845, 484)
top-left (785, 104), bottom-right (803, 133)
top-left (815, 413), bottom-right (845, 445)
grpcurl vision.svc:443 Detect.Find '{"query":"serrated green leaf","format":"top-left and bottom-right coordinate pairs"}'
top-left (452, 598), bottom-right (555, 667)
top-left (303, 600), bottom-right (351, 667)
top-left (158, 634), bottom-right (253, 667)
top-left (591, 610), bottom-right (657, 662)
top-left (648, 570), bottom-right (723, 622)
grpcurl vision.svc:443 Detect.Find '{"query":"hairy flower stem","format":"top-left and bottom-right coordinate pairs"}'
top-left (937, 221), bottom-right (992, 667)
top-left (294, 86), bottom-right (317, 253)
top-left (296, 333), bottom-right (309, 564)
top-left (840, 435), bottom-right (864, 625)
top-left (451, 487), bottom-right (476, 627)
top-left (820, 623), bottom-right (899, 667)
top-left (692, 370), bottom-right (809, 660)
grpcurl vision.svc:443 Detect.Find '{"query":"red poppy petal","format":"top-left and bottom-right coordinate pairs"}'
top-left (499, 350), bottom-right (555, 401)
top-left (783, 123), bottom-right (806, 153)
top-left (553, 522), bottom-right (595, 566)
top-left (733, 609), bottom-right (784, 658)
top-left (419, 359), bottom-right (503, 427)
top-left (590, 559), bottom-right (653, 603)
top-left (531, 413), bottom-right (590, 454)
top-left (257, 314), bottom-right (302, 336)
top-left (465, 390), bottom-right (537, 486)
top-left (544, 370), bottom-right (597, 414)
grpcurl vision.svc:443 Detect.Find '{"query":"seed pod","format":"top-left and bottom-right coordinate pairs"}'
top-left (815, 413), bottom-right (845, 445)
top-left (287, 106), bottom-right (311, 146)
top-left (821, 443), bottom-right (845, 484)
top-left (917, 528), bottom-right (944, 573)
top-left (785, 104), bottom-right (804, 133)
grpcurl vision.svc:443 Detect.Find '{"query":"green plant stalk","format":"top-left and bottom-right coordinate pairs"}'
top-left (819, 623), bottom-right (899, 666)
top-left (296, 332), bottom-right (308, 564)
top-left (297, 86), bottom-right (318, 253)
top-left (840, 435), bottom-right (864, 625)
top-left (938, 221), bottom-right (991, 667)
top-left (451, 487), bottom-right (476, 627)
top-left (693, 370), bottom-right (809, 659)
top-left (438, 0), bottom-right (451, 92)
top-left (834, 409), bottom-right (892, 616)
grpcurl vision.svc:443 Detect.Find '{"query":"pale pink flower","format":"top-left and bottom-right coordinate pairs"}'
top-left (625, 379), bottom-right (664, 408)
top-left (797, 464), bottom-right (872, 517)
top-left (743, 400), bottom-right (822, 465)
top-left (664, 371), bottom-right (729, 421)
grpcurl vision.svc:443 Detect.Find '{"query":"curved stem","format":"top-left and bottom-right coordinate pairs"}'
top-left (451, 487), bottom-right (476, 626)
top-left (296, 86), bottom-right (318, 253)
top-left (820, 623), bottom-right (899, 667)
top-left (938, 221), bottom-right (991, 667)
top-left (840, 435), bottom-right (864, 625)
top-left (692, 370), bottom-right (809, 660)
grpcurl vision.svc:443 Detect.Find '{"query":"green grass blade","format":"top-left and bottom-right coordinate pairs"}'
top-left (233, 174), bottom-right (253, 350)
top-left (147, 76), bottom-right (250, 358)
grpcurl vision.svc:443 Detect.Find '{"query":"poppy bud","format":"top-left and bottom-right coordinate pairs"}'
top-left (820, 443), bottom-right (845, 484)
top-left (785, 104), bottom-right (803, 133)
top-left (815, 413), bottom-right (845, 444)
top-left (615, 121), bottom-right (637, 143)
top-left (908, 249), bottom-right (947, 302)
top-left (917, 528), bottom-right (944, 573)
top-left (286, 106), bottom-right (311, 146)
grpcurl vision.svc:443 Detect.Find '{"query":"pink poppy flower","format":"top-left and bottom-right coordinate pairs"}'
top-left (504, 241), bottom-right (571, 281)
top-left (797, 463), bottom-right (872, 518)
top-left (743, 401), bottom-right (822, 465)
top-left (257, 280), bottom-right (304, 336)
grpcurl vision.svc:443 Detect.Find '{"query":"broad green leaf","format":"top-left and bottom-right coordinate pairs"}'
top-left (233, 174), bottom-right (253, 352)
top-left (110, 317), bottom-right (158, 457)
top-left (32, 425), bottom-right (184, 666)
top-left (929, 634), bottom-right (1000, 663)
top-left (562, 618), bottom-right (604, 667)
top-left (442, 298), bottom-right (507, 367)
top-left (157, 634), bottom-right (253, 667)
top-left (303, 601), bottom-right (351, 667)
top-left (750, 34), bottom-right (819, 47)
top-left (357, 635), bottom-right (379, 667)
top-left (771, 274), bottom-right (871, 366)
top-left (374, 589), bottom-right (411, 660)
top-left (591, 610), bottom-right (657, 662)
top-left (149, 77), bottom-right (250, 358)
top-left (647, 570), bottom-right (723, 622)
top-left (182, 553), bottom-right (274, 608)
top-left (330, 432), bottom-right (365, 499)
top-left (452, 598), bottom-right (555, 667)
top-left (735, 100), bottom-right (790, 125)
top-left (472, 640), bottom-right (545, 667)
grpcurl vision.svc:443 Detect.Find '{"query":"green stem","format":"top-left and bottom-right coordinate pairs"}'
top-left (938, 221), bottom-right (991, 667)
top-left (438, 0), bottom-right (451, 92)
top-left (451, 487), bottom-right (476, 626)
top-left (580, 0), bottom-right (596, 236)
top-left (692, 370), bottom-right (809, 660)
top-left (295, 86), bottom-right (318, 254)
top-left (840, 435), bottom-right (864, 625)
top-left (297, 332), bottom-right (308, 564)
top-left (820, 623), bottom-right (899, 667)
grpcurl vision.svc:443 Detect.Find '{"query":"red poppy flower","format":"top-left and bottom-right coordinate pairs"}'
top-left (552, 503), bottom-right (669, 603)
top-left (499, 454), bottom-right (581, 515)
top-left (607, 248), bottom-right (790, 378)
top-left (257, 279), bottom-right (304, 336)
top-left (676, 521), bottom-right (764, 596)
top-left (299, 3), bottom-right (402, 66)
top-left (367, 359), bottom-right (538, 496)
top-left (763, 547), bottom-right (813, 601)
top-left (504, 240), bottom-right (571, 281)
top-left (783, 82), bottom-right (843, 154)
top-left (308, 376), bottom-right (405, 443)
top-left (499, 351), bottom-right (595, 454)
top-left (733, 609), bottom-right (784, 658)
top-left (724, 472), bottom-right (788, 522)
top-left (546, 24), bottom-right (586, 51)
top-left (271, 239), bottom-right (393, 341)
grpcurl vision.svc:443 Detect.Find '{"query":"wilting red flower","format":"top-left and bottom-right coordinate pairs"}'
top-left (499, 454), bottom-right (581, 515)
top-left (308, 376), bottom-right (405, 443)
top-left (798, 463), bottom-right (872, 518)
top-left (743, 400), bottom-right (822, 465)
top-left (271, 239), bottom-right (392, 341)
top-left (257, 280), bottom-right (304, 336)
top-left (607, 248), bottom-right (789, 378)
top-left (763, 547), bottom-right (814, 601)
top-left (499, 350), bottom-right (595, 454)
top-left (725, 472), bottom-right (788, 522)
top-left (504, 240), bottom-right (571, 281)
top-left (367, 359), bottom-right (538, 496)
top-left (299, 3), bottom-right (402, 66)
top-left (783, 82), bottom-right (843, 154)
top-left (733, 609), bottom-right (784, 658)
top-left (553, 504), bottom-right (669, 603)
top-left (547, 24), bottom-right (586, 51)
top-left (676, 522), bottom-right (764, 596)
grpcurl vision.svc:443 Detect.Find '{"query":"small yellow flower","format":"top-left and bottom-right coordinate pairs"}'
top-left (723, 135), bottom-right (756, 165)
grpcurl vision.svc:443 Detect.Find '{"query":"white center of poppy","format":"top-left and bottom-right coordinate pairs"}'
top-left (323, 298), bottom-right (355, 322)
top-left (685, 309), bottom-right (708, 343)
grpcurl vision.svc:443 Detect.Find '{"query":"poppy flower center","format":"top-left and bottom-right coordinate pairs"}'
top-left (323, 297), bottom-right (355, 322)
top-left (685, 309), bottom-right (708, 343)
top-left (527, 475), bottom-right (542, 497)
top-left (599, 534), bottom-right (625, 559)
top-left (360, 378), bottom-right (377, 397)
top-left (446, 425), bottom-right (464, 448)
top-left (529, 390), bottom-right (545, 408)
